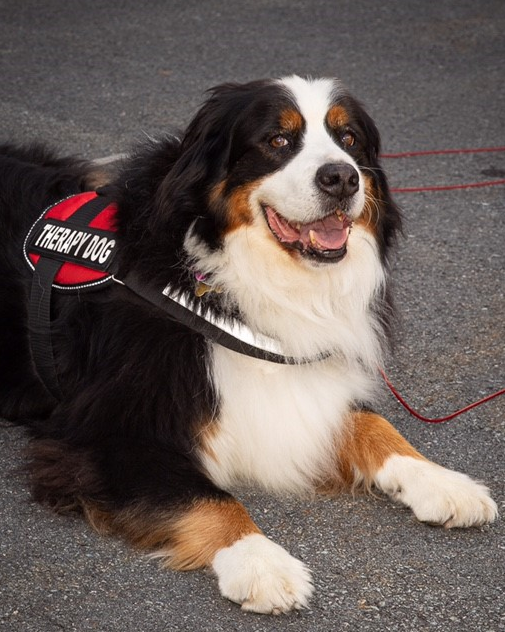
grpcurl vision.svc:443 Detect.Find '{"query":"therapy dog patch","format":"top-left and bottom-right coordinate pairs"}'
top-left (24, 192), bottom-right (118, 291)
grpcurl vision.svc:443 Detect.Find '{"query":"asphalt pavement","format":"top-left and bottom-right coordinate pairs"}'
top-left (1, 1), bottom-right (504, 631)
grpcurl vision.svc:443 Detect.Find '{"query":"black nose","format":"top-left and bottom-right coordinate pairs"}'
top-left (315, 163), bottom-right (360, 198)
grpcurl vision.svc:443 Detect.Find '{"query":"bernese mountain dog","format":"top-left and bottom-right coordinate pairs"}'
top-left (0, 76), bottom-right (497, 614)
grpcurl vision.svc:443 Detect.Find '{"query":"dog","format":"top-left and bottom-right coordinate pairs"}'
top-left (0, 76), bottom-right (497, 614)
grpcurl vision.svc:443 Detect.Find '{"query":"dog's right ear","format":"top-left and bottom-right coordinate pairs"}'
top-left (156, 84), bottom-right (248, 211)
top-left (152, 82), bottom-right (271, 243)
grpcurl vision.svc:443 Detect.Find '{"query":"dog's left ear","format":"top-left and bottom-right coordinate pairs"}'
top-left (337, 94), bottom-right (402, 254)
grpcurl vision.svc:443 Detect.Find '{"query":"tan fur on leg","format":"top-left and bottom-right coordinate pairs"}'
top-left (337, 410), bottom-right (425, 489)
top-left (83, 497), bottom-right (262, 570)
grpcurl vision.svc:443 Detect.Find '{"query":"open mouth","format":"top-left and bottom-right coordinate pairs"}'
top-left (263, 205), bottom-right (352, 262)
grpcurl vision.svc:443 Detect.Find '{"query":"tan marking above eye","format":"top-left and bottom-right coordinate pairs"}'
top-left (327, 105), bottom-right (350, 129)
top-left (279, 108), bottom-right (303, 133)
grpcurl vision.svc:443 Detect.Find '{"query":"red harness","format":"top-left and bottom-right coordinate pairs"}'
top-left (24, 191), bottom-right (118, 291)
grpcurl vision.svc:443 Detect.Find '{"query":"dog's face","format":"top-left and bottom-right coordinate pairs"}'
top-left (233, 76), bottom-right (370, 265)
top-left (161, 76), bottom-right (399, 273)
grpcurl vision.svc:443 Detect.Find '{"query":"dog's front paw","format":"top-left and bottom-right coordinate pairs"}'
top-left (212, 533), bottom-right (313, 614)
top-left (375, 455), bottom-right (498, 528)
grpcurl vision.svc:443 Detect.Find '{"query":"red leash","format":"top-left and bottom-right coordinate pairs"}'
top-left (379, 368), bottom-right (505, 423)
top-left (382, 146), bottom-right (505, 158)
top-left (379, 146), bottom-right (505, 421)
top-left (391, 179), bottom-right (505, 194)
top-left (382, 145), bottom-right (505, 193)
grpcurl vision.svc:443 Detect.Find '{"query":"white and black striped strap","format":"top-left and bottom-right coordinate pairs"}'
top-left (116, 272), bottom-right (330, 365)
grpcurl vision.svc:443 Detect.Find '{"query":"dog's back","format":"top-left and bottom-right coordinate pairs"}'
top-left (0, 143), bottom-right (96, 220)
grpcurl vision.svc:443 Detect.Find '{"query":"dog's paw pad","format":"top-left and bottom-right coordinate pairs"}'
top-left (212, 533), bottom-right (313, 614)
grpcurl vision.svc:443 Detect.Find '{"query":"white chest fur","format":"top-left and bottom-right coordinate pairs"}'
top-left (200, 346), bottom-right (377, 493)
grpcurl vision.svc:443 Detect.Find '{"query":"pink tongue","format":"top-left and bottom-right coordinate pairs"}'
top-left (266, 206), bottom-right (349, 251)
top-left (266, 207), bottom-right (301, 242)
top-left (299, 215), bottom-right (348, 250)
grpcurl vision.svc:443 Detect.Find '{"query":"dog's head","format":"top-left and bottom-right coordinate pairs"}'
top-left (157, 76), bottom-right (400, 272)
top-left (146, 76), bottom-right (402, 361)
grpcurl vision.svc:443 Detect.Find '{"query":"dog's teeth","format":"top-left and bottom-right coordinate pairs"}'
top-left (309, 230), bottom-right (317, 246)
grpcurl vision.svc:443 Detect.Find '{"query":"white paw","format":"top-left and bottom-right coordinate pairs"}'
top-left (375, 455), bottom-right (498, 528)
top-left (212, 533), bottom-right (313, 614)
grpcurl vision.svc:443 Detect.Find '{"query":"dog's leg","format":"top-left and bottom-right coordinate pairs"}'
top-left (87, 495), bottom-right (313, 614)
top-left (28, 438), bottom-right (312, 614)
top-left (337, 410), bottom-right (498, 527)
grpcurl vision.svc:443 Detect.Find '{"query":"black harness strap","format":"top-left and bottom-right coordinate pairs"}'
top-left (66, 193), bottom-right (115, 225)
top-left (118, 271), bottom-right (330, 366)
top-left (29, 257), bottom-right (65, 400)
top-left (28, 194), bottom-right (113, 400)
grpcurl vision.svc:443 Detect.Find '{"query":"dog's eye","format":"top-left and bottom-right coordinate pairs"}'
top-left (341, 131), bottom-right (356, 148)
top-left (269, 135), bottom-right (290, 149)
